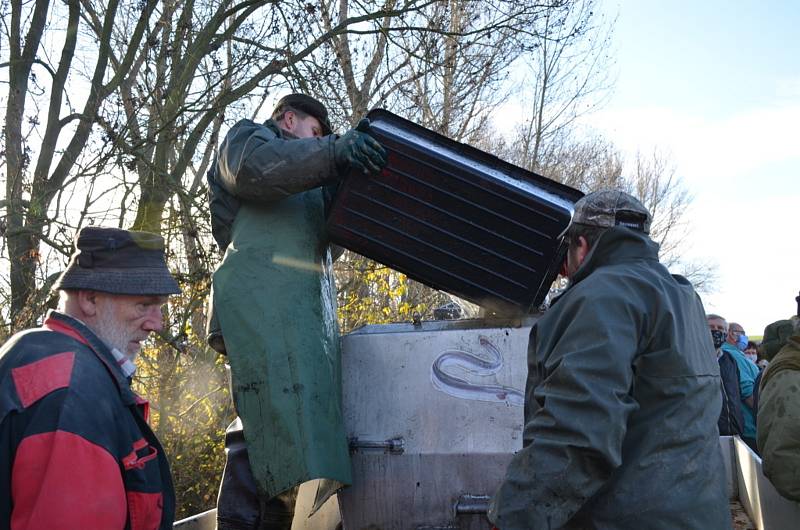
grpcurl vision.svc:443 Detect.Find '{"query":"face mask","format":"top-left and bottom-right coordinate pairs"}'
top-left (745, 352), bottom-right (757, 363)
top-left (711, 329), bottom-right (726, 349)
top-left (736, 335), bottom-right (748, 350)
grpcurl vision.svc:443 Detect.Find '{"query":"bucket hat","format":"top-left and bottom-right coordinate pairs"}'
top-left (53, 226), bottom-right (180, 296)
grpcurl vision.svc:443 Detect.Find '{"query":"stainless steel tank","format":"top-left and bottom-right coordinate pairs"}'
top-left (338, 316), bottom-right (535, 529)
top-left (175, 317), bottom-right (800, 530)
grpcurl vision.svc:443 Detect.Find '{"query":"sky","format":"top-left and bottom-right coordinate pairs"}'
top-left (569, 0), bottom-right (799, 337)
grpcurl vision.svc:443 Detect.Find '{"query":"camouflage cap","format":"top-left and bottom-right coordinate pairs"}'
top-left (572, 189), bottom-right (652, 234)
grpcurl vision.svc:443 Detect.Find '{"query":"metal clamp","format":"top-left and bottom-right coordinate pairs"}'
top-left (349, 436), bottom-right (405, 455)
top-left (455, 494), bottom-right (490, 515)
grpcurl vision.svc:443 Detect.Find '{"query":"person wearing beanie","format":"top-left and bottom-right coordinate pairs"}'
top-left (757, 318), bottom-right (800, 502)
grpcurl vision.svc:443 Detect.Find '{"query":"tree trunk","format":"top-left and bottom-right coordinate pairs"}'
top-left (5, 0), bottom-right (51, 327)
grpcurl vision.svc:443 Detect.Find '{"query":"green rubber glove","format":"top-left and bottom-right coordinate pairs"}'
top-left (334, 118), bottom-right (388, 175)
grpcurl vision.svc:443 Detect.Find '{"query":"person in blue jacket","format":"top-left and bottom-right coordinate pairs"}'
top-left (722, 321), bottom-right (760, 452)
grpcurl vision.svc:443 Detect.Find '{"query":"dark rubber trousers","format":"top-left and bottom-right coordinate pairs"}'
top-left (217, 418), bottom-right (299, 530)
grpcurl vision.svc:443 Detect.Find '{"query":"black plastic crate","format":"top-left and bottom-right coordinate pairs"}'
top-left (327, 109), bottom-right (583, 314)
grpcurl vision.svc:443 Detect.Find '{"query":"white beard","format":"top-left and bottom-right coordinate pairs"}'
top-left (94, 304), bottom-right (139, 361)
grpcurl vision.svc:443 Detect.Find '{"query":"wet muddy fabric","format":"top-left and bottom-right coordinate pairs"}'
top-left (489, 227), bottom-right (730, 530)
top-left (209, 119), bottom-right (350, 506)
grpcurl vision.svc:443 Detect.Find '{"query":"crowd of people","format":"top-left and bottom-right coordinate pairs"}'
top-left (0, 91), bottom-right (798, 529)
top-left (708, 315), bottom-right (763, 451)
top-left (707, 311), bottom-right (800, 482)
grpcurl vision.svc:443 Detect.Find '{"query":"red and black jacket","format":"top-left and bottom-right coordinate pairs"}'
top-left (0, 311), bottom-right (175, 530)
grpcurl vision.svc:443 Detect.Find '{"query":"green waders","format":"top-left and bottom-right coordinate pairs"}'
top-left (212, 189), bottom-right (351, 527)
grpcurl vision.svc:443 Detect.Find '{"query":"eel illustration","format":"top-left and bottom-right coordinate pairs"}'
top-left (431, 335), bottom-right (524, 406)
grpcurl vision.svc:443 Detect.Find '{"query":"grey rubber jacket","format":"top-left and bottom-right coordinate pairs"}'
top-left (489, 227), bottom-right (730, 529)
top-left (208, 119), bottom-right (338, 252)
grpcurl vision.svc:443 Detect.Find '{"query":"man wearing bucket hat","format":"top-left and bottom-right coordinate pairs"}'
top-left (489, 190), bottom-right (729, 529)
top-left (0, 226), bottom-right (179, 529)
top-left (206, 93), bottom-right (387, 529)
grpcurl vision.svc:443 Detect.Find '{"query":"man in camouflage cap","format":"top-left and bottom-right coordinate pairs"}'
top-left (489, 190), bottom-right (729, 529)
top-left (0, 226), bottom-right (179, 529)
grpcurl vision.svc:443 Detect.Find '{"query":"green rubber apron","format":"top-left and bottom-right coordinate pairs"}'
top-left (212, 188), bottom-right (351, 509)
